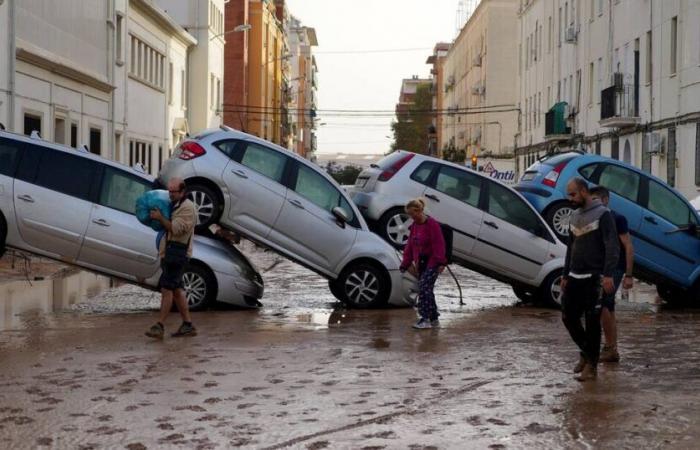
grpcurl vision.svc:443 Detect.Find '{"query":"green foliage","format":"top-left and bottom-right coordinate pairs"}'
top-left (390, 83), bottom-right (434, 153)
top-left (442, 143), bottom-right (466, 164)
top-left (325, 161), bottom-right (363, 185)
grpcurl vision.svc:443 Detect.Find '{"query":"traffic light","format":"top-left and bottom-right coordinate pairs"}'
top-left (470, 153), bottom-right (477, 170)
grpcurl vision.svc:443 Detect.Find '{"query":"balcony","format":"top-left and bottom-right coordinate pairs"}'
top-left (600, 84), bottom-right (639, 128)
top-left (544, 102), bottom-right (572, 142)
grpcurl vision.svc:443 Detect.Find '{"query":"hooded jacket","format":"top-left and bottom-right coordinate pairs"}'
top-left (564, 199), bottom-right (620, 278)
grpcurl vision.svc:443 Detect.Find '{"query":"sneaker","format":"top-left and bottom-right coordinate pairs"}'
top-left (599, 346), bottom-right (620, 363)
top-left (573, 355), bottom-right (586, 374)
top-left (575, 363), bottom-right (597, 382)
top-left (430, 319), bottom-right (440, 328)
top-left (412, 319), bottom-right (432, 330)
top-left (145, 322), bottom-right (164, 339)
top-left (171, 322), bottom-right (197, 337)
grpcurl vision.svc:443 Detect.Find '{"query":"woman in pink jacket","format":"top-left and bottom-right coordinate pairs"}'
top-left (400, 198), bottom-right (446, 329)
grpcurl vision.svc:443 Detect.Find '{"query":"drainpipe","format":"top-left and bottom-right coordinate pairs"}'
top-left (107, 0), bottom-right (116, 160)
top-left (8, 0), bottom-right (16, 131)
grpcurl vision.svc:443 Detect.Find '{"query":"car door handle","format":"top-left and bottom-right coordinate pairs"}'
top-left (232, 169), bottom-right (248, 179)
top-left (16, 194), bottom-right (35, 203)
top-left (92, 219), bottom-right (110, 227)
top-left (484, 220), bottom-right (499, 229)
top-left (288, 199), bottom-right (305, 209)
top-left (425, 194), bottom-right (440, 202)
top-left (644, 216), bottom-right (658, 225)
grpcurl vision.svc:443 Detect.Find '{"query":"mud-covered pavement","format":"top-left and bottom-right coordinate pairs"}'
top-left (1, 246), bottom-right (700, 449)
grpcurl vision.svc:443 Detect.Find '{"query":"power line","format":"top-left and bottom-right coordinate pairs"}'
top-left (313, 47), bottom-right (433, 55)
top-left (222, 103), bottom-right (517, 113)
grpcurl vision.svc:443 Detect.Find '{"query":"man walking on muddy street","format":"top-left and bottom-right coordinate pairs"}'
top-left (590, 186), bottom-right (634, 364)
top-left (145, 178), bottom-right (197, 339)
top-left (560, 178), bottom-right (619, 381)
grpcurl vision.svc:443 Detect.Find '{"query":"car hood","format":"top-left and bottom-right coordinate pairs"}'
top-left (192, 235), bottom-right (261, 278)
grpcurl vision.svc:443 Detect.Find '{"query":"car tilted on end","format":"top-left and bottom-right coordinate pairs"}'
top-left (516, 152), bottom-right (700, 304)
top-left (158, 127), bottom-right (416, 308)
top-left (348, 150), bottom-right (567, 306)
top-left (0, 131), bottom-right (263, 311)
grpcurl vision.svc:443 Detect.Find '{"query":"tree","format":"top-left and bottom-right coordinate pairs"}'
top-left (325, 163), bottom-right (363, 186)
top-left (390, 83), bottom-right (433, 153)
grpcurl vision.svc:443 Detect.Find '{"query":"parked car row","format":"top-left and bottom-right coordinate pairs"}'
top-left (0, 131), bottom-right (263, 311)
top-left (516, 152), bottom-right (700, 304)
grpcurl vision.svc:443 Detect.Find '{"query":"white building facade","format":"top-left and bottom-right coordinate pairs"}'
top-left (441, 0), bottom-right (520, 159)
top-left (516, 0), bottom-right (700, 199)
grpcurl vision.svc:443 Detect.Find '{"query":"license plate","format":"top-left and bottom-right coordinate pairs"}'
top-left (521, 172), bottom-right (536, 182)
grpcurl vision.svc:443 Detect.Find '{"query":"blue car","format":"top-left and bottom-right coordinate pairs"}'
top-left (515, 152), bottom-right (700, 303)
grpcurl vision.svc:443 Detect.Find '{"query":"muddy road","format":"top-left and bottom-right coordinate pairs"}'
top-left (1, 246), bottom-right (699, 449)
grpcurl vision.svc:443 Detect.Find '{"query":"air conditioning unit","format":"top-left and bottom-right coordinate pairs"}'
top-left (471, 83), bottom-right (485, 96)
top-left (565, 25), bottom-right (578, 43)
top-left (644, 132), bottom-right (665, 155)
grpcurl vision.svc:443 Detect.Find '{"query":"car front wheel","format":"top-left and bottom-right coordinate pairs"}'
top-left (187, 184), bottom-right (222, 230)
top-left (181, 264), bottom-right (217, 311)
top-left (545, 203), bottom-right (574, 242)
top-left (335, 263), bottom-right (390, 308)
top-left (378, 207), bottom-right (412, 249)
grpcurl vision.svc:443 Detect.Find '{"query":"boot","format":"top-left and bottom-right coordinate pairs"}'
top-left (575, 363), bottom-right (597, 382)
top-left (599, 345), bottom-right (620, 363)
top-left (573, 355), bottom-right (586, 374)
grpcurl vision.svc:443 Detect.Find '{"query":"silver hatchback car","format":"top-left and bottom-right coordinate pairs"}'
top-left (348, 151), bottom-right (567, 306)
top-left (0, 131), bottom-right (263, 311)
top-left (158, 127), bottom-right (416, 308)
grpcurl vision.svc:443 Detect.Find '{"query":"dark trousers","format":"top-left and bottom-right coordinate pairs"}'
top-left (561, 276), bottom-right (602, 366)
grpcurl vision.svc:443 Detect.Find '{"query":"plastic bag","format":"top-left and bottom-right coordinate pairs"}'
top-left (135, 190), bottom-right (172, 231)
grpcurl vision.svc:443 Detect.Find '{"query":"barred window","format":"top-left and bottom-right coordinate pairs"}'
top-left (128, 35), bottom-right (165, 90)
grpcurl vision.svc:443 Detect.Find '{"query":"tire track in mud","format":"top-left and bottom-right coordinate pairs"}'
top-left (262, 379), bottom-right (494, 449)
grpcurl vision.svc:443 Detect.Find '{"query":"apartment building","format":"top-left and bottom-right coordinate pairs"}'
top-left (426, 43), bottom-right (451, 156)
top-left (516, 0), bottom-right (700, 198)
top-left (441, 0), bottom-right (519, 159)
top-left (288, 16), bottom-right (318, 158)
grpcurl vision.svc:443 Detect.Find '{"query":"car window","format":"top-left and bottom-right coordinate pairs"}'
top-left (34, 149), bottom-right (98, 201)
top-left (99, 167), bottom-right (151, 215)
top-left (487, 181), bottom-right (545, 235)
top-left (214, 139), bottom-right (242, 160)
top-left (410, 162), bottom-right (435, 185)
top-left (598, 164), bottom-right (640, 202)
top-left (435, 165), bottom-right (481, 208)
top-left (578, 163), bottom-right (598, 181)
top-left (0, 139), bottom-right (21, 177)
top-left (240, 143), bottom-right (287, 182)
top-left (647, 180), bottom-right (695, 226)
top-left (293, 163), bottom-right (356, 223)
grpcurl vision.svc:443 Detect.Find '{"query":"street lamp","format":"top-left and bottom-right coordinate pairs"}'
top-left (210, 23), bottom-right (252, 41)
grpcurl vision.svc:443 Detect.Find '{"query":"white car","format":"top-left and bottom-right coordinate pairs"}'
top-left (158, 127), bottom-right (416, 308)
top-left (348, 151), bottom-right (567, 306)
top-left (0, 130), bottom-right (263, 311)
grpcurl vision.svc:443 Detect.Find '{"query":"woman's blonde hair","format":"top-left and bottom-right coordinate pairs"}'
top-left (405, 197), bottom-right (426, 213)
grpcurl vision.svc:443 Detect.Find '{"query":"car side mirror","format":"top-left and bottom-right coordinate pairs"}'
top-left (332, 207), bottom-right (349, 226)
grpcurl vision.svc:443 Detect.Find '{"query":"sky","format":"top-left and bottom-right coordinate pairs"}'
top-left (285, 0), bottom-right (458, 155)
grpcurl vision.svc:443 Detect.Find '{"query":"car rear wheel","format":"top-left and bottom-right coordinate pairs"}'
top-left (545, 203), bottom-right (574, 242)
top-left (538, 270), bottom-right (563, 308)
top-left (378, 207), bottom-right (412, 249)
top-left (187, 184), bottom-right (222, 230)
top-left (181, 264), bottom-right (217, 311)
top-left (336, 263), bottom-right (390, 308)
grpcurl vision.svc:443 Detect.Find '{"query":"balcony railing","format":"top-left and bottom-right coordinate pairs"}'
top-left (600, 84), bottom-right (639, 128)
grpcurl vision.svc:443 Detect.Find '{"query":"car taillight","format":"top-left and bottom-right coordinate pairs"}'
top-left (178, 142), bottom-right (207, 160)
top-left (378, 153), bottom-right (415, 182)
top-left (542, 161), bottom-right (568, 188)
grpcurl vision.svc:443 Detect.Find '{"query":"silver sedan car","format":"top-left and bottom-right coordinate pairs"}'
top-left (158, 127), bottom-right (417, 309)
top-left (0, 131), bottom-right (263, 311)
